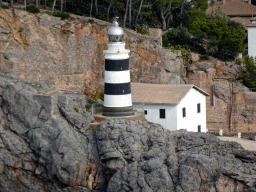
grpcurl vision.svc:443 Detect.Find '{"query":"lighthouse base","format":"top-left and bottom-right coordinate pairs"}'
top-left (102, 106), bottom-right (134, 117)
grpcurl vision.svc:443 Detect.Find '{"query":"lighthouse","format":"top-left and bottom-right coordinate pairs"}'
top-left (102, 17), bottom-right (134, 117)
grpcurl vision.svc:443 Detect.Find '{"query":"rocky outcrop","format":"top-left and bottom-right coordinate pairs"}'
top-left (0, 73), bottom-right (106, 191)
top-left (187, 59), bottom-right (256, 133)
top-left (0, 74), bottom-right (255, 191)
top-left (0, 8), bottom-right (185, 97)
top-left (97, 118), bottom-right (256, 192)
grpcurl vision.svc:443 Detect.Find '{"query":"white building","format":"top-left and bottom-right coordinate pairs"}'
top-left (247, 18), bottom-right (256, 62)
top-left (131, 83), bottom-right (209, 132)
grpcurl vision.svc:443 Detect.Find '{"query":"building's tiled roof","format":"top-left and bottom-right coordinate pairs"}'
top-left (231, 16), bottom-right (252, 29)
top-left (131, 83), bottom-right (209, 105)
top-left (206, 0), bottom-right (256, 16)
top-left (247, 22), bottom-right (256, 27)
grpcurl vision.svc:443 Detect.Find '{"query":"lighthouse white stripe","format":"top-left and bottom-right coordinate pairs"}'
top-left (105, 71), bottom-right (131, 84)
top-left (104, 94), bottom-right (132, 107)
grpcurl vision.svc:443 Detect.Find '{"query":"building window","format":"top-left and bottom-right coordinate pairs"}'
top-left (197, 103), bottom-right (201, 113)
top-left (182, 107), bottom-right (186, 117)
top-left (160, 109), bottom-right (165, 119)
top-left (144, 110), bottom-right (147, 115)
top-left (198, 125), bottom-right (201, 132)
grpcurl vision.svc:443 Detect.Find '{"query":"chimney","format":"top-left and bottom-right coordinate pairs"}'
top-left (248, 0), bottom-right (251, 4)
top-left (223, 0), bottom-right (226, 4)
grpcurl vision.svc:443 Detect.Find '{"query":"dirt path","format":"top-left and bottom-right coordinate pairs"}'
top-left (218, 136), bottom-right (256, 151)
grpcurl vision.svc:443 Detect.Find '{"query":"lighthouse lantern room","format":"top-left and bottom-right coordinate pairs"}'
top-left (102, 17), bottom-right (134, 117)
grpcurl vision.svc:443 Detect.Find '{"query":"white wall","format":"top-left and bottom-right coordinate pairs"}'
top-left (143, 104), bottom-right (177, 131)
top-left (248, 27), bottom-right (256, 61)
top-left (177, 88), bottom-right (207, 132)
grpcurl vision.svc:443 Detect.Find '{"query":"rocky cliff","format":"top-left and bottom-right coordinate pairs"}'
top-left (0, 8), bottom-right (185, 97)
top-left (0, 74), bottom-right (255, 192)
top-left (188, 60), bottom-right (256, 133)
top-left (1, 7), bottom-right (256, 133)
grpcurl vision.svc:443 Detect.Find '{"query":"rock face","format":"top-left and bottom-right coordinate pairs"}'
top-left (0, 74), bottom-right (255, 192)
top-left (0, 8), bottom-right (185, 97)
top-left (96, 118), bottom-right (256, 192)
top-left (187, 59), bottom-right (256, 133)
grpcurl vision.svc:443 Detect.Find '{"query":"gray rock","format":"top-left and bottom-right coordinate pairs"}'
top-left (214, 81), bottom-right (231, 103)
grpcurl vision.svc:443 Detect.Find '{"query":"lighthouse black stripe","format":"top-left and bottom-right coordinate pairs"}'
top-left (105, 59), bottom-right (129, 71)
top-left (104, 83), bottom-right (131, 95)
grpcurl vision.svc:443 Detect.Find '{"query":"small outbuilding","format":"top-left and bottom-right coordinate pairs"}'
top-left (247, 18), bottom-right (256, 61)
top-left (131, 83), bottom-right (209, 132)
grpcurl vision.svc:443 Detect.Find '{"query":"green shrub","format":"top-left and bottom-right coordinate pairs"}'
top-left (85, 104), bottom-right (92, 112)
top-left (26, 5), bottom-right (40, 14)
top-left (235, 58), bottom-right (242, 65)
top-left (74, 107), bottom-right (79, 113)
top-left (53, 12), bottom-right (71, 20)
top-left (168, 45), bottom-right (192, 67)
top-left (163, 27), bottom-right (192, 48)
top-left (88, 19), bottom-right (95, 24)
top-left (134, 24), bottom-right (149, 35)
top-left (238, 56), bottom-right (256, 88)
top-left (44, 11), bottom-right (51, 16)
top-left (1, 5), bottom-right (9, 9)
top-left (200, 55), bottom-right (209, 61)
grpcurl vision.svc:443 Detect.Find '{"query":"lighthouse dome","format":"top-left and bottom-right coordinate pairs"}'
top-left (108, 17), bottom-right (124, 43)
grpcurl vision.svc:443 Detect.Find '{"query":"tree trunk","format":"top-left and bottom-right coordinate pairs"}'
top-left (90, 0), bottom-right (93, 17)
top-left (11, 0), bottom-right (13, 7)
top-left (61, 0), bottom-right (63, 12)
top-left (107, 2), bottom-right (112, 21)
top-left (24, 0), bottom-right (26, 10)
top-left (123, 0), bottom-right (129, 27)
top-left (160, 8), bottom-right (167, 31)
top-left (44, 0), bottom-right (46, 9)
top-left (135, 0), bottom-right (143, 24)
top-left (64, 0), bottom-right (66, 11)
top-left (0, 0), bottom-right (2, 7)
top-left (51, 0), bottom-right (56, 15)
top-left (95, 0), bottom-right (98, 16)
top-left (36, 0), bottom-right (38, 8)
top-left (128, 0), bottom-right (132, 26)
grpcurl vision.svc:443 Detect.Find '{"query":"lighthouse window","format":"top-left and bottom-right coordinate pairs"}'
top-left (144, 110), bottom-right (147, 115)
top-left (109, 35), bottom-right (124, 43)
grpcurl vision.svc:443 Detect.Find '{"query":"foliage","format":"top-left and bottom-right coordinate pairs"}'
top-left (88, 19), bottom-right (95, 24)
top-left (134, 24), bottom-right (149, 35)
top-left (200, 55), bottom-right (209, 60)
top-left (74, 107), bottom-right (79, 112)
top-left (191, 0), bottom-right (208, 11)
top-left (26, 5), bottom-right (40, 14)
top-left (238, 56), bottom-right (256, 88)
top-left (167, 45), bottom-right (191, 67)
top-left (85, 104), bottom-right (92, 112)
top-left (44, 11), bottom-right (51, 15)
top-left (53, 12), bottom-right (71, 20)
top-left (1, 5), bottom-right (9, 9)
top-left (163, 27), bottom-right (192, 47)
top-left (93, 92), bottom-right (104, 101)
top-left (189, 11), bottom-right (247, 61)
top-left (235, 58), bottom-right (242, 65)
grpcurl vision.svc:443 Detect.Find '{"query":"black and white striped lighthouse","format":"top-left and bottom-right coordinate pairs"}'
top-left (102, 17), bottom-right (134, 117)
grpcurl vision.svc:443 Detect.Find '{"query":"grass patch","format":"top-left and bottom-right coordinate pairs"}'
top-left (74, 107), bottom-right (79, 113)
